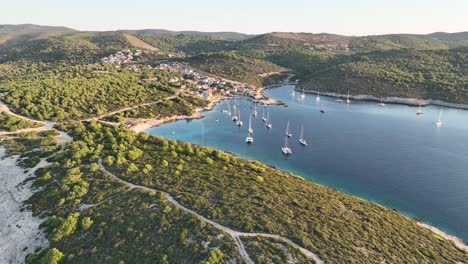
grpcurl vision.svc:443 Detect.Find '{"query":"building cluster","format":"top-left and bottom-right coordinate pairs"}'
top-left (101, 49), bottom-right (143, 65)
top-left (155, 62), bottom-right (256, 99)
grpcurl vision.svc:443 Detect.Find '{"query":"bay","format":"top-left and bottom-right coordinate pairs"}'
top-left (146, 84), bottom-right (468, 241)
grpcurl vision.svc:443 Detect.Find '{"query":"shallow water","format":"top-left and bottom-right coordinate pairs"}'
top-left (146, 84), bottom-right (468, 241)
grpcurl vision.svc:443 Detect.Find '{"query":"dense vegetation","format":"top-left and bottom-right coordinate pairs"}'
top-left (0, 65), bottom-right (180, 121)
top-left (0, 112), bottom-right (41, 131)
top-left (0, 32), bottom-right (130, 64)
top-left (299, 49), bottom-right (468, 103)
top-left (183, 52), bottom-right (287, 87)
top-left (103, 95), bottom-right (208, 122)
top-left (13, 121), bottom-right (464, 263)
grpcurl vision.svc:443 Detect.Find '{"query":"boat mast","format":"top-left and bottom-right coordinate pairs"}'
top-left (300, 124), bottom-right (304, 140)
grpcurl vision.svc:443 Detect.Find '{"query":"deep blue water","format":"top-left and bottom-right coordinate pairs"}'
top-left (146, 84), bottom-right (468, 241)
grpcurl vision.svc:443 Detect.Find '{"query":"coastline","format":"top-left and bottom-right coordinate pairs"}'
top-left (296, 88), bottom-right (468, 110)
top-left (130, 84), bottom-right (287, 133)
top-left (136, 84), bottom-right (468, 253)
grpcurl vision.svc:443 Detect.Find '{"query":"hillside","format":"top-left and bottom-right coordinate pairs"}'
top-left (121, 29), bottom-right (254, 40)
top-left (298, 48), bottom-right (468, 103)
top-left (122, 33), bottom-right (159, 51)
top-left (183, 52), bottom-right (288, 87)
top-left (0, 24), bottom-right (75, 46)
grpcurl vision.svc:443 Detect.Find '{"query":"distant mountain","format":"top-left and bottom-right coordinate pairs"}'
top-left (0, 24), bottom-right (76, 46)
top-left (119, 29), bottom-right (254, 41)
top-left (0, 24), bottom-right (75, 35)
top-left (241, 31), bottom-right (468, 52)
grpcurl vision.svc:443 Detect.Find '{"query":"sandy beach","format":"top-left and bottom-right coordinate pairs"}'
top-left (0, 147), bottom-right (49, 264)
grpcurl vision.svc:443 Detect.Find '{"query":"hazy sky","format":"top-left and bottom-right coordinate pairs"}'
top-left (2, 0), bottom-right (467, 35)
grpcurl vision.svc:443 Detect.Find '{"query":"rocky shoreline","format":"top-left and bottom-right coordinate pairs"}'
top-left (296, 89), bottom-right (468, 110)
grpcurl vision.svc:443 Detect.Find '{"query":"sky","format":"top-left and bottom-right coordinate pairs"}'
top-left (2, 0), bottom-right (468, 35)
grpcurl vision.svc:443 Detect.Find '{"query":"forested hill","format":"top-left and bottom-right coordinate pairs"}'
top-left (1, 24), bottom-right (468, 103)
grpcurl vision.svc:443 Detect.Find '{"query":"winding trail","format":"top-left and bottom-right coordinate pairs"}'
top-left (84, 93), bottom-right (180, 122)
top-left (0, 100), bottom-right (54, 136)
top-left (97, 159), bottom-right (323, 264)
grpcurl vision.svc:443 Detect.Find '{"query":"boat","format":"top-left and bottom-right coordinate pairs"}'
top-left (301, 88), bottom-right (306, 99)
top-left (335, 92), bottom-right (343, 103)
top-left (290, 89), bottom-right (296, 97)
top-left (236, 111), bottom-right (243, 126)
top-left (320, 105), bottom-right (326, 113)
top-left (285, 120), bottom-right (292, 137)
top-left (215, 118), bottom-right (219, 123)
top-left (281, 135), bottom-right (292, 155)
top-left (265, 111), bottom-right (272, 128)
top-left (416, 100), bottom-right (424, 115)
top-left (248, 115), bottom-right (253, 134)
top-left (245, 133), bottom-right (254, 144)
top-left (261, 107), bottom-right (267, 122)
top-left (252, 103), bottom-right (257, 116)
top-left (378, 97), bottom-right (385, 106)
top-left (436, 109), bottom-right (443, 127)
top-left (346, 90), bottom-right (351, 104)
top-left (299, 124), bottom-right (307, 145)
top-left (316, 90), bottom-right (321, 102)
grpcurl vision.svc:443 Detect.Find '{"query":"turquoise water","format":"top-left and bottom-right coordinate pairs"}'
top-left (146, 84), bottom-right (468, 241)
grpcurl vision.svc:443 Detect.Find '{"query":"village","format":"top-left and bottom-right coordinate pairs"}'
top-left (101, 50), bottom-right (263, 101)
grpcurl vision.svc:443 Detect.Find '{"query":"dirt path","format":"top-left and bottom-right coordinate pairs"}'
top-left (84, 93), bottom-right (180, 122)
top-left (98, 159), bottom-right (323, 264)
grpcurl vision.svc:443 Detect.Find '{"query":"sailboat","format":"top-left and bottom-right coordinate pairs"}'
top-left (252, 103), bottom-right (257, 116)
top-left (436, 109), bottom-right (443, 127)
top-left (416, 100), bottom-right (424, 115)
top-left (346, 90), bottom-right (351, 104)
top-left (378, 97), bottom-right (385, 106)
top-left (290, 89), bottom-right (296, 97)
top-left (265, 111), bottom-right (272, 128)
top-left (299, 124), bottom-right (307, 145)
top-left (320, 104), bottom-right (326, 113)
top-left (316, 90), bottom-right (321, 102)
top-left (248, 115), bottom-right (253, 134)
top-left (261, 107), bottom-right (267, 122)
top-left (335, 91), bottom-right (343, 103)
top-left (281, 135), bottom-right (292, 155)
top-left (236, 110), bottom-right (243, 126)
top-left (285, 120), bottom-right (292, 137)
top-left (301, 88), bottom-right (306, 100)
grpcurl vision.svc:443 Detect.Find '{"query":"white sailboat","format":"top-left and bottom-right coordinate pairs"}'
top-left (266, 111), bottom-right (272, 128)
top-left (320, 104), bottom-right (326, 113)
top-left (378, 97), bottom-right (385, 106)
top-left (299, 124), bottom-right (307, 145)
top-left (285, 120), bottom-right (292, 137)
top-left (316, 90), bottom-right (321, 102)
top-left (236, 110), bottom-right (243, 126)
top-left (281, 135), bottom-right (292, 155)
top-left (252, 103), bottom-right (257, 116)
top-left (301, 88), bottom-right (305, 100)
top-left (248, 115), bottom-right (253, 134)
top-left (290, 89), bottom-right (296, 97)
top-left (335, 91), bottom-right (343, 103)
top-left (416, 100), bottom-right (424, 115)
top-left (436, 109), bottom-right (443, 127)
top-left (261, 107), bottom-right (267, 122)
top-left (346, 90), bottom-right (351, 104)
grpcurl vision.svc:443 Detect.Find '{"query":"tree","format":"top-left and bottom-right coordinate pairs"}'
top-left (38, 248), bottom-right (64, 264)
top-left (81, 217), bottom-right (93, 230)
